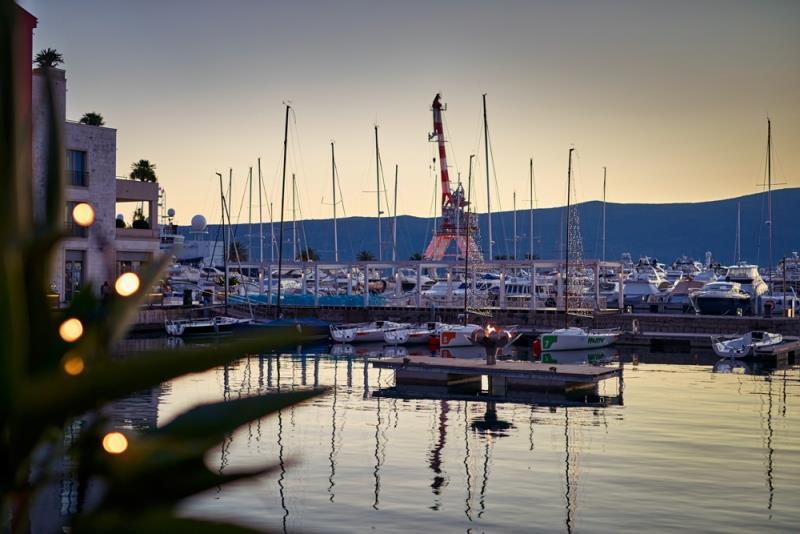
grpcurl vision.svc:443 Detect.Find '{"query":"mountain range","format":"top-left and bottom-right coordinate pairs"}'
top-left (179, 188), bottom-right (799, 267)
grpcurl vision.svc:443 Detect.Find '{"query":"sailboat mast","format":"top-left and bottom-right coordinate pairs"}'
top-left (464, 154), bottom-right (475, 325)
top-left (292, 173), bottom-right (297, 261)
top-left (767, 118), bottom-right (773, 288)
top-left (248, 166), bottom-right (253, 263)
top-left (258, 158), bottom-right (264, 266)
top-left (375, 125), bottom-right (382, 261)
top-left (393, 164), bottom-right (398, 262)
top-left (276, 104), bottom-right (290, 318)
top-left (483, 94), bottom-right (492, 261)
top-left (529, 158), bottom-right (534, 261)
top-left (331, 142), bottom-right (338, 262)
top-left (513, 191), bottom-right (517, 261)
top-left (564, 148), bottom-right (575, 328)
top-left (602, 166), bottom-right (607, 263)
top-left (217, 172), bottom-right (228, 312)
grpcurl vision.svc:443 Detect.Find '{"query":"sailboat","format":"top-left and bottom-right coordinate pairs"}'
top-left (165, 171), bottom-right (252, 337)
top-left (538, 149), bottom-right (619, 352)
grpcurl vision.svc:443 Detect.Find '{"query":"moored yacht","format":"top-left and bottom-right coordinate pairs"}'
top-left (330, 321), bottom-right (408, 343)
top-left (691, 281), bottom-right (752, 315)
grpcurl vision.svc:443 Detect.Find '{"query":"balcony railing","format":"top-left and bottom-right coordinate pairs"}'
top-left (66, 170), bottom-right (89, 187)
top-left (65, 221), bottom-right (88, 238)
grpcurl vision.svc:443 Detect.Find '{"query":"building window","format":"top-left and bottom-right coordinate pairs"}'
top-left (65, 201), bottom-right (88, 237)
top-left (64, 250), bottom-right (85, 302)
top-left (116, 251), bottom-right (152, 278)
top-left (66, 149), bottom-right (88, 186)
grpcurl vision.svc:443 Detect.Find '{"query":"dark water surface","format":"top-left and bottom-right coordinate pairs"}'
top-left (117, 340), bottom-right (800, 533)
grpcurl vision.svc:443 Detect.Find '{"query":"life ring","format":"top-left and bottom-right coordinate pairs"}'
top-left (764, 300), bottom-right (776, 311)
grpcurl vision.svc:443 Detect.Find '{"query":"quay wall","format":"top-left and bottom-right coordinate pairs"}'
top-left (234, 304), bottom-right (800, 337)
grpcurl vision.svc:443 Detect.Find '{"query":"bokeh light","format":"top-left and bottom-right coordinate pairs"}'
top-left (102, 432), bottom-right (128, 454)
top-left (72, 202), bottom-right (95, 227)
top-left (62, 353), bottom-right (85, 375)
top-left (58, 318), bottom-right (84, 342)
top-left (115, 272), bottom-right (140, 296)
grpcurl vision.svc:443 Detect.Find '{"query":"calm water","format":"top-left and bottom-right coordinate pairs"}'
top-left (115, 340), bottom-right (800, 533)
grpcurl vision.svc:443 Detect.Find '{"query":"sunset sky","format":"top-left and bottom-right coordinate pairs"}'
top-left (20, 0), bottom-right (800, 225)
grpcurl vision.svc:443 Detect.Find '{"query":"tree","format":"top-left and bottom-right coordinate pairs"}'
top-left (131, 207), bottom-right (149, 229)
top-left (34, 47), bottom-right (63, 68)
top-left (297, 247), bottom-right (319, 261)
top-left (409, 252), bottom-right (423, 261)
top-left (2, 23), bottom-right (323, 532)
top-left (79, 112), bottom-right (105, 126)
top-left (228, 240), bottom-right (248, 262)
top-left (130, 159), bottom-right (157, 182)
top-left (357, 250), bottom-right (376, 261)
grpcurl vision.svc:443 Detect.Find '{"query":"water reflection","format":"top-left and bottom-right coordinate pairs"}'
top-left (92, 338), bottom-right (800, 533)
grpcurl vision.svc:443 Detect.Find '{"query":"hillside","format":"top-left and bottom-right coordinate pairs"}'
top-left (180, 188), bottom-right (799, 266)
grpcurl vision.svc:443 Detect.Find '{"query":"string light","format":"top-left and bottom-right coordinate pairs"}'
top-left (58, 318), bottom-right (83, 342)
top-left (115, 272), bottom-right (140, 296)
top-left (102, 432), bottom-right (128, 454)
top-left (72, 203), bottom-right (95, 227)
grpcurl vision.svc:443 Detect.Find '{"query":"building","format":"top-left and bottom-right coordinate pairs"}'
top-left (23, 6), bottom-right (160, 303)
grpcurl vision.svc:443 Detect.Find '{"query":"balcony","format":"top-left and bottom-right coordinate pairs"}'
top-left (64, 221), bottom-right (88, 238)
top-left (66, 169), bottom-right (89, 187)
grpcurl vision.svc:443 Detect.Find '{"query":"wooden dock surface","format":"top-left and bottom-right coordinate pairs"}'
top-left (372, 355), bottom-right (621, 384)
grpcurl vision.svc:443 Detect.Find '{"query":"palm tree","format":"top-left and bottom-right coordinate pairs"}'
top-left (130, 159), bottom-right (157, 182)
top-left (79, 112), bottom-right (104, 126)
top-left (409, 252), bottom-right (423, 261)
top-left (34, 47), bottom-right (63, 68)
top-left (356, 250), bottom-right (376, 261)
top-left (297, 247), bottom-right (319, 261)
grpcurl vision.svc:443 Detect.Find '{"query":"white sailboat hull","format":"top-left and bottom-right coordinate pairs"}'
top-left (539, 327), bottom-right (619, 352)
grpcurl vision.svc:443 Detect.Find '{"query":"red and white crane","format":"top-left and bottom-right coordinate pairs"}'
top-left (423, 94), bottom-right (483, 261)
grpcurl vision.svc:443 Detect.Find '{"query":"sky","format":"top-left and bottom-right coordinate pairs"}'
top-left (20, 0), bottom-right (800, 225)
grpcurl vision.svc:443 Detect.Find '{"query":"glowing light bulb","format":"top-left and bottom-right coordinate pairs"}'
top-left (102, 432), bottom-right (128, 454)
top-left (72, 203), bottom-right (95, 227)
top-left (115, 272), bottom-right (140, 296)
top-left (62, 353), bottom-right (85, 375)
top-left (59, 318), bottom-right (83, 342)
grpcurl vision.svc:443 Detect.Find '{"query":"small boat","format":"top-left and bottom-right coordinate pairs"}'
top-left (165, 316), bottom-right (251, 337)
top-left (329, 321), bottom-right (407, 343)
top-left (536, 327), bottom-right (620, 352)
top-left (711, 331), bottom-right (783, 358)
top-left (438, 324), bottom-right (484, 348)
top-left (384, 322), bottom-right (447, 345)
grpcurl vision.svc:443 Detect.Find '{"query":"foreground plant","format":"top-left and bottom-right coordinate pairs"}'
top-left (1, 2), bottom-right (322, 531)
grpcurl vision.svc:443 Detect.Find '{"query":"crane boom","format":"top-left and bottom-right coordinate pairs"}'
top-left (431, 94), bottom-right (453, 208)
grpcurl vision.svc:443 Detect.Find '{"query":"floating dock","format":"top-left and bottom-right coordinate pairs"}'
top-left (372, 355), bottom-right (622, 394)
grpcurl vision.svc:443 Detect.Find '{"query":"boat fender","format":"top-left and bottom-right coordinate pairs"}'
top-left (532, 338), bottom-right (542, 356)
top-left (631, 319), bottom-right (640, 336)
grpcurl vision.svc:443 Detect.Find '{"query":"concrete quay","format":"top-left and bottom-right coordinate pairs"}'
top-left (231, 304), bottom-right (800, 337)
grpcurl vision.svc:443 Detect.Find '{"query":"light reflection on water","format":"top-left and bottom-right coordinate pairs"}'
top-left (111, 340), bottom-right (799, 533)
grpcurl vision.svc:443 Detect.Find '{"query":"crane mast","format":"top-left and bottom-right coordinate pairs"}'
top-left (422, 93), bottom-right (483, 261)
top-left (431, 94), bottom-right (454, 208)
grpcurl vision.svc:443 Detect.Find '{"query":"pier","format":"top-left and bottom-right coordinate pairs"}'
top-left (372, 355), bottom-right (622, 394)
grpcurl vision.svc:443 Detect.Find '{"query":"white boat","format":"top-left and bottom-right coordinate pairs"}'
top-left (165, 316), bottom-right (250, 337)
top-left (537, 327), bottom-right (620, 352)
top-left (439, 324), bottom-right (483, 348)
top-left (711, 331), bottom-right (783, 358)
top-left (329, 321), bottom-right (407, 343)
top-left (384, 322), bottom-right (446, 345)
top-left (539, 347), bottom-right (617, 365)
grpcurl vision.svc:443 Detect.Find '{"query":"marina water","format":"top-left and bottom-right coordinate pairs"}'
top-left (117, 340), bottom-right (799, 533)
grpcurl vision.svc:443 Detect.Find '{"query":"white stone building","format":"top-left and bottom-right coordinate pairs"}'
top-left (31, 66), bottom-right (160, 302)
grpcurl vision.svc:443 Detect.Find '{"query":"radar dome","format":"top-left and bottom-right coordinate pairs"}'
top-left (167, 208), bottom-right (176, 218)
top-left (190, 214), bottom-right (207, 232)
